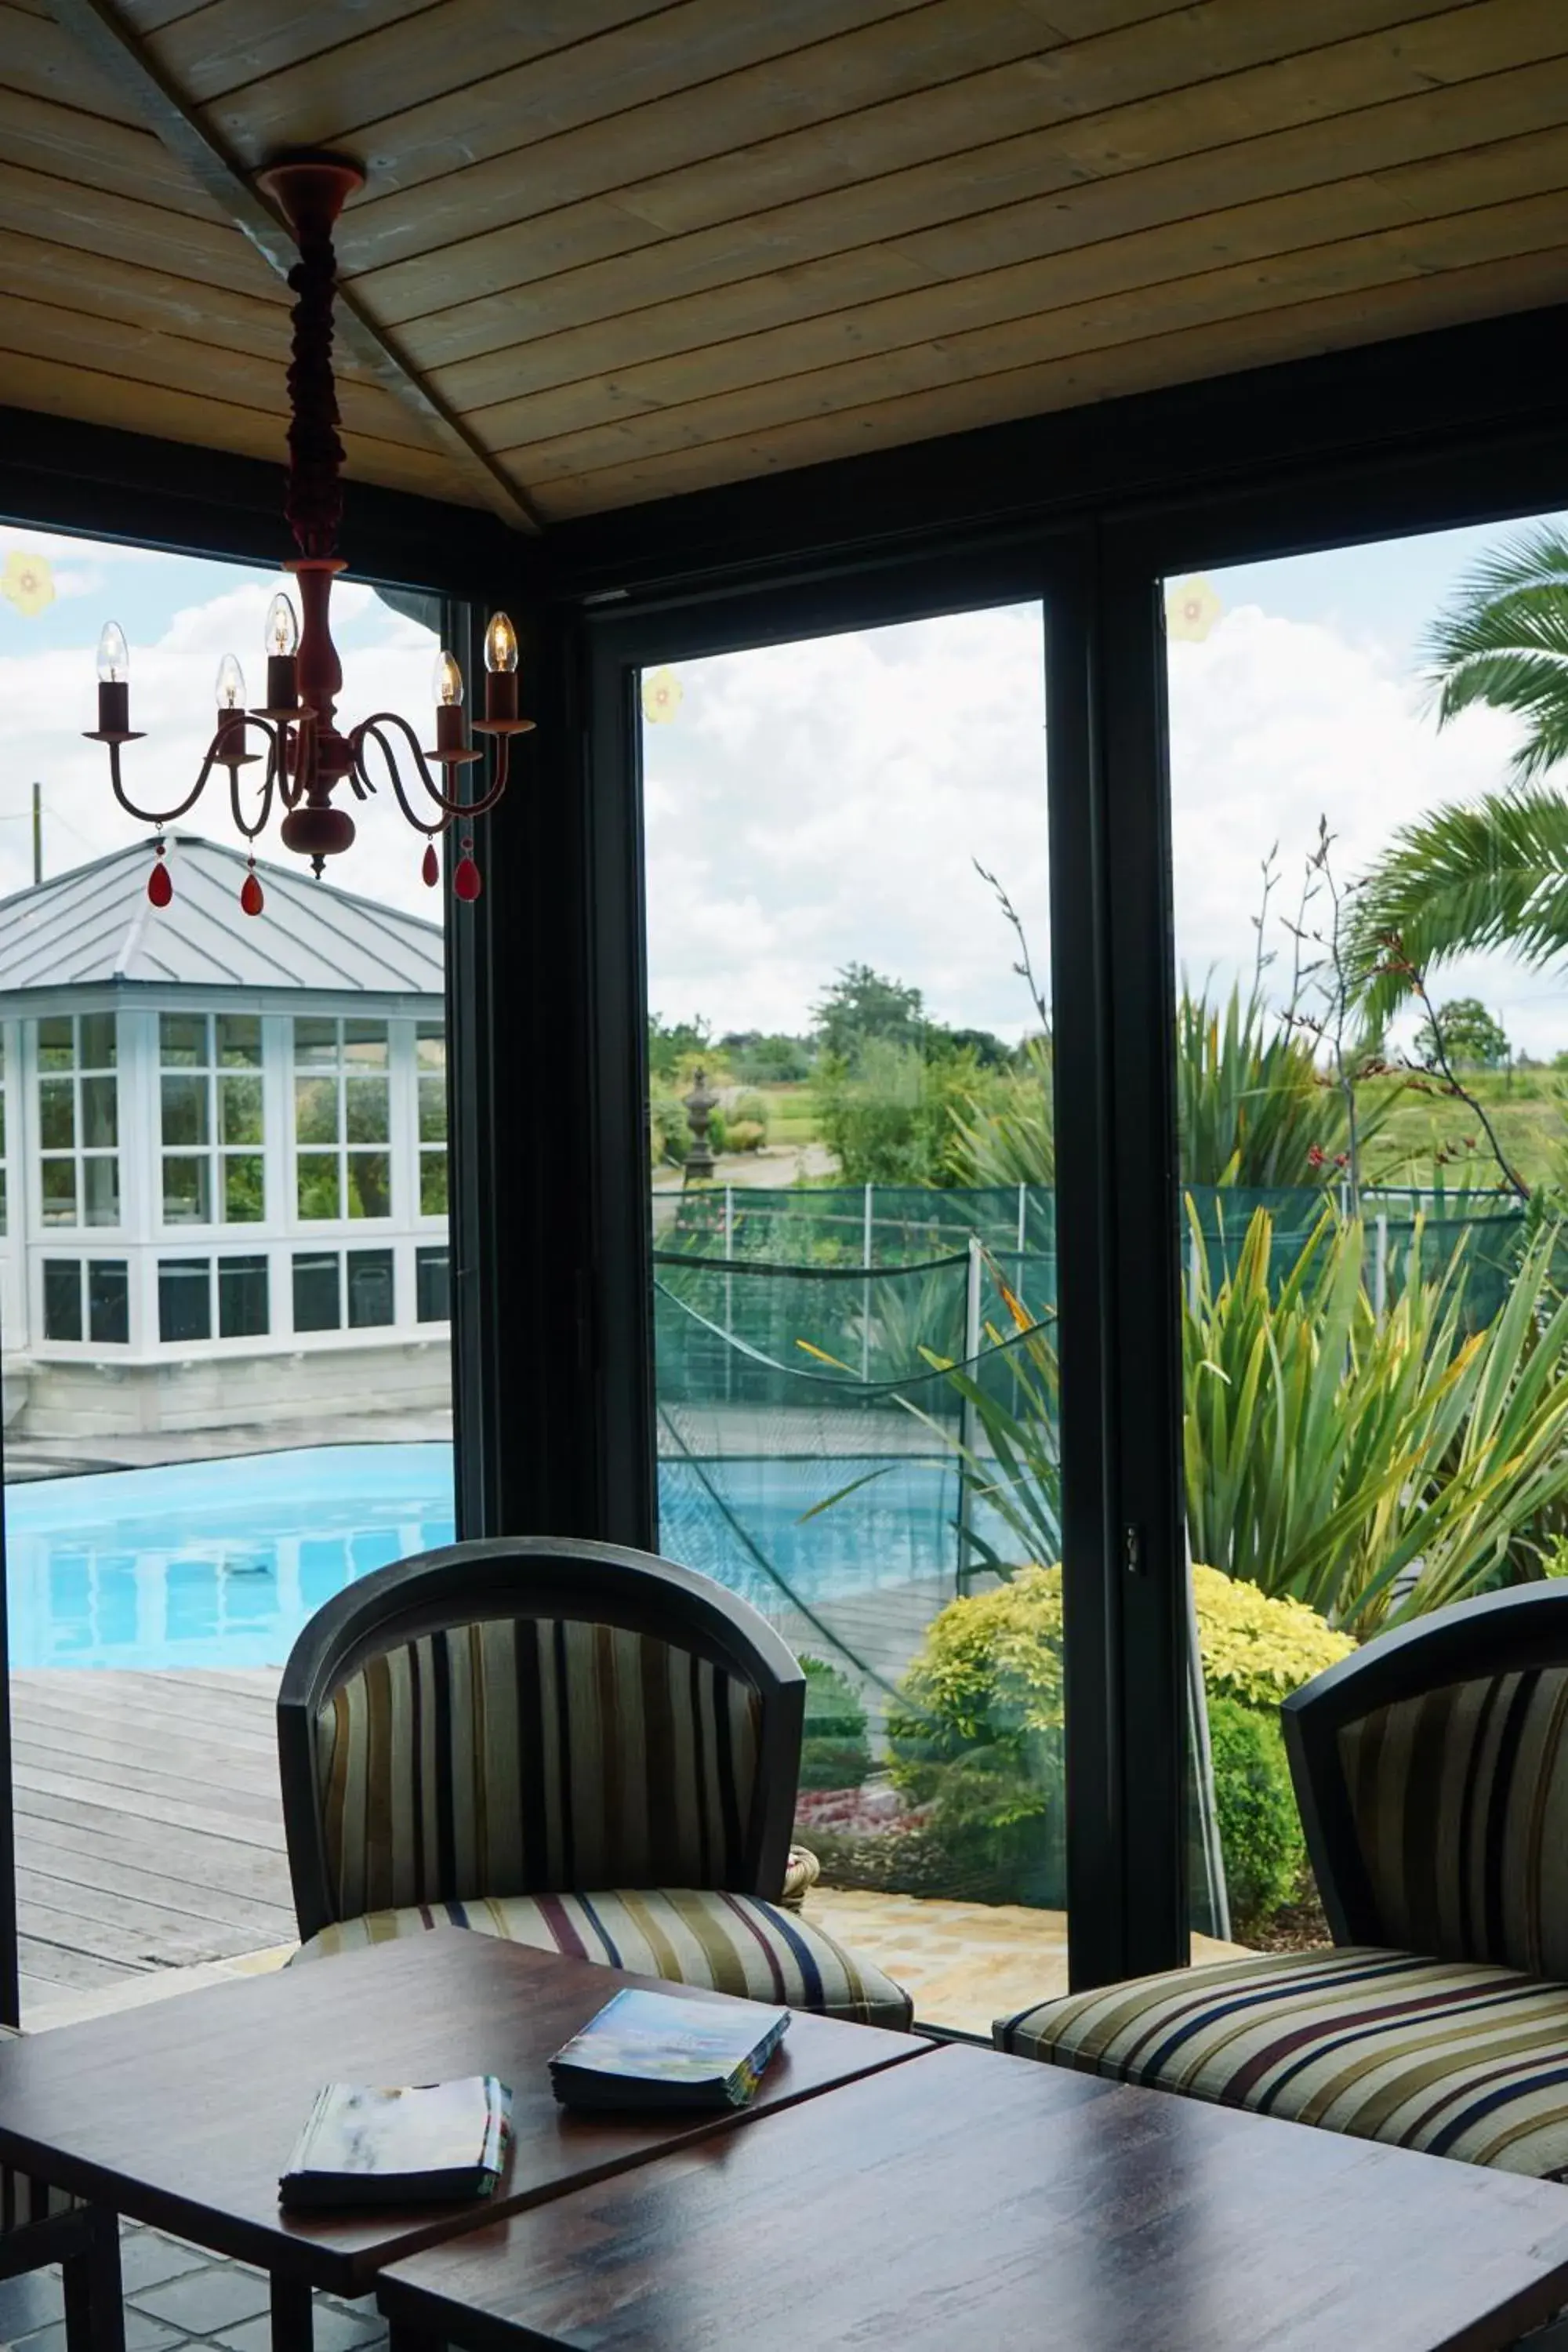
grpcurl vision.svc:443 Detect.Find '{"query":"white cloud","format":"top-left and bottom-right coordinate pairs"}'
top-left (644, 606), bottom-right (1049, 1039)
top-left (1167, 603), bottom-right (1566, 1057)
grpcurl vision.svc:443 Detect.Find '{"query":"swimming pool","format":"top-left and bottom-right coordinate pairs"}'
top-left (2, 1443), bottom-right (988, 1669)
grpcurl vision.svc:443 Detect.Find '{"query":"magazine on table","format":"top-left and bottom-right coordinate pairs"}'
top-left (279, 2075), bottom-right (513, 2209)
top-left (550, 1987), bottom-right (791, 2112)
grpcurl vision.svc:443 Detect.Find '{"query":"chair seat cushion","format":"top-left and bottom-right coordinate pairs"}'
top-left (0, 2027), bottom-right (77, 2231)
top-left (996, 1946), bottom-right (1568, 2179)
top-left (293, 1888), bottom-right (913, 2031)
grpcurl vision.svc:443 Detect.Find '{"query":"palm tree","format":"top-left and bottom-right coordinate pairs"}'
top-left (1353, 524), bottom-right (1568, 1029)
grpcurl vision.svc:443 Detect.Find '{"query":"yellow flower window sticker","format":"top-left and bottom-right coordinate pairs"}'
top-left (1165, 575), bottom-right (1222, 643)
top-left (1, 550), bottom-right (54, 619)
top-left (641, 666), bottom-right (684, 724)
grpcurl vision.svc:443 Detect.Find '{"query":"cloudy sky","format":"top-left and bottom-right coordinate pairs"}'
top-left (644, 512), bottom-right (1568, 1059)
top-left (5, 511), bottom-right (1565, 1058)
top-left (0, 528), bottom-right (441, 926)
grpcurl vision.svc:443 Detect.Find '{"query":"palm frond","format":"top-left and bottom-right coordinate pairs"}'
top-left (1422, 524), bottom-right (1568, 781)
top-left (1350, 786), bottom-right (1568, 1025)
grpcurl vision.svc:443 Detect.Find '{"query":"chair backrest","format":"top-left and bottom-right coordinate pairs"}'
top-left (1282, 1584), bottom-right (1568, 1976)
top-left (277, 1537), bottom-right (805, 1943)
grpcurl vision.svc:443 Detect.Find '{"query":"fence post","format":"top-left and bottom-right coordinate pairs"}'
top-left (724, 1185), bottom-right (735, 1403)
top-left (860, 1181), bottom-right (873, 1383)
top-left (1374, 1213), bottom-right (1388, 1325)
top-left (956, 1234), bottom-right (984, 1590)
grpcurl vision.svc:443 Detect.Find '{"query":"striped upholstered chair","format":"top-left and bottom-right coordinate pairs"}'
top-left (278, 1536), bottom-right (910, 2029)
top-left (996, 1584), bottom-right (1568, 2180)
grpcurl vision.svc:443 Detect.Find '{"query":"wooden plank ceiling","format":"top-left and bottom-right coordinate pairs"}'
top-left (2, 0), bottom-right (1567, 528)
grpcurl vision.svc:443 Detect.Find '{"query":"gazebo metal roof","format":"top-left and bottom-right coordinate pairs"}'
top-left (0, 836), bottom-right (444, 999)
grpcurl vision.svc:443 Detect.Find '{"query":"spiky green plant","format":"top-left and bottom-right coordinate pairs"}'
top-left (1185, 1204), bottom-right (1568, 1633)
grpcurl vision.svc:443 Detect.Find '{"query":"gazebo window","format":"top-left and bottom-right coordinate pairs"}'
top-left (294, 1018), bottom-right (391, 1220)
top-left (157, 1253), bottom-right (270, 1343)
top-left (37, 1014), bottom-right (118, 1227)
top-left (292, 1245), bottom-right (396, 1333)
top-left (416, 1022), bottom-right (447, 1214)
top-left (42, 1257), bottom-right (128, 1344)
top-left (416, 1244), bottom-right (449, 1322)
top-left (159, 1014), bottom-right (265, 1225)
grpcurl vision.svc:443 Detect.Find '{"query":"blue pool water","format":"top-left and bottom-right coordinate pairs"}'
top-left (2, 1443), bottom-right (975, 1669)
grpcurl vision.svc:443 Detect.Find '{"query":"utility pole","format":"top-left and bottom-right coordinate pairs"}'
top-left (31, 783), bottom-right (40, 887)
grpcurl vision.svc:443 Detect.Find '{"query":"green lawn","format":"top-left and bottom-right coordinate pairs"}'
top-left (1358, 1069), bottom-right (1567, 1193)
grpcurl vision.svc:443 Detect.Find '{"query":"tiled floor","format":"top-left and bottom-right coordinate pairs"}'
top-left (0, 2220), bottom-right (389, 2350)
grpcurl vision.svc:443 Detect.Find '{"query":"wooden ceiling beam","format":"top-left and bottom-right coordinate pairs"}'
top-left (37, 0), bottom-right (545, 533)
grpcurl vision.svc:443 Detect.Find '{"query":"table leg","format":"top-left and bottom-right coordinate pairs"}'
top-left (60, 2203), bottom-right (125, 2352)
top-left (270, 2272), bottom-right (314, 2350)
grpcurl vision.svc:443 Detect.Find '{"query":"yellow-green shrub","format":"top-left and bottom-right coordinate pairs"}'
top-left (882, 1563), bottom-right (1350, 1918)
top-left (1192, 1565), bottom-right (1354, 1708)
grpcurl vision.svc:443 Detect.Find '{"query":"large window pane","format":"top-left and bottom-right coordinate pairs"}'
top-left (1162, 513), bottom-right (1568, 1961)
top-left (641, 612), bottom-right (1064, 2033)
top-left (0, 525), bottom-right (455, 2032)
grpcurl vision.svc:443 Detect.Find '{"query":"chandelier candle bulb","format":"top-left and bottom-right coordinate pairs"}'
top-left (215, 654), bottom-right (248, 761)
top-left (264, 593), bottom-right (300, 712)
top-left (95, 621), bottom-right (130, 735)
top-left (433, 649), bottom-right (468, 759)
top-left (483, 612), bottom-right (520, 723)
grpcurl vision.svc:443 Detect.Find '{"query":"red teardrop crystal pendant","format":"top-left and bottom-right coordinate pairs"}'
top-left (453, 849), bottom-right (482, 902)
top-left (421, 840), bottom-right (440, 887)
top-left (147, 851), bottom-right (172, 908)
top-left (240, 869), bottom-right (264, 917)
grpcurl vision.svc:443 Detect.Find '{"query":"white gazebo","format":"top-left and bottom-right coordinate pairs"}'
top-left (0, 836), bottom-right (450, 1444)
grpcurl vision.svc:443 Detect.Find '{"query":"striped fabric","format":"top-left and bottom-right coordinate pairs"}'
top-left (1338, 1670), bottom-right (1568, 1976)
top-left (996, 1946), bottom-right (1568, 2178)
top-left (292, 1891), bottom-right (913, 2030)
top-left (313, 1617), bottom-right (763, 1922)
top-left (0, 2027), bottom-right (77, 2232)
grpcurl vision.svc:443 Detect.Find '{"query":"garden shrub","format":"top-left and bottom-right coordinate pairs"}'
top-left (730, 1091), bottom-right (771, 1140)
top-left (726, 1120), bottom-right (766, 1154)
top-left (799, 1654), bottom-right (872, 1791)
top-left (840, 1562), bottom-right (1345, 1922)
top-left (1205, 1697), bottom-right (1306, 1939)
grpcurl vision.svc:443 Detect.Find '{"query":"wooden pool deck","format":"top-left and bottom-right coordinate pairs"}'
top-left (10, 1668), bottom-right (296, 2021)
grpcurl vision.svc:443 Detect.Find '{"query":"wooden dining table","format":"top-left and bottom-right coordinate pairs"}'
top-left (0, 1927), bottom-right (927, 2350)
top-left (377, 2040), bottom-right (1568, 2352)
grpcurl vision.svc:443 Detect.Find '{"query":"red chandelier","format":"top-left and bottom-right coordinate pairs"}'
top-left (85, 152), bottom-right (531, 916)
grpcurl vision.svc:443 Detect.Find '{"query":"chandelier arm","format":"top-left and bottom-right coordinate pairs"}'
top-left (228, 728), bottom-right (282, 842)
top-left (351, 717), bottom-right (452, 837)
top-left (107, 728), bottom-right (245, 827)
